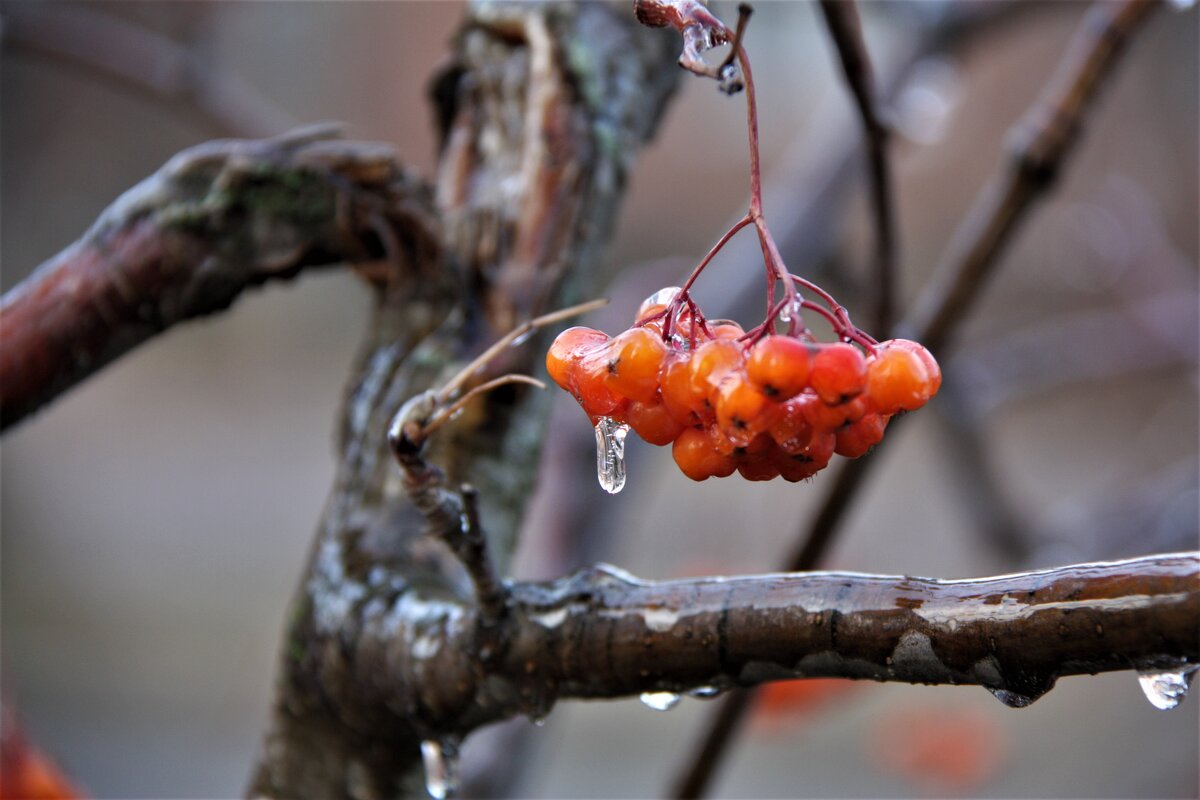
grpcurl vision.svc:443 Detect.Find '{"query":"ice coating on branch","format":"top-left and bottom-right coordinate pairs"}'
top-left (1137, 665), bottom-right (1197, 710)
top-left (594, 416), bottom-right (630, 494)
top-left (420, 739), bottom-right (459, 799)
top-left (640, 691), bottom-right (682, 711)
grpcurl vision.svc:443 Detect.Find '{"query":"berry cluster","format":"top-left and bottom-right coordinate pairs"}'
top-left (547, 289), bottom-right (940, 483)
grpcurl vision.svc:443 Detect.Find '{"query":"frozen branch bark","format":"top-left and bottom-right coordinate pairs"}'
top-left (0, 125), bottom-right (439, 430)
top-left (430, 553), bottom-right (1198, 713)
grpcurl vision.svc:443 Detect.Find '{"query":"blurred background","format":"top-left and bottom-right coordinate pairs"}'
top-left (2, 1), bottom-right (1196, 797)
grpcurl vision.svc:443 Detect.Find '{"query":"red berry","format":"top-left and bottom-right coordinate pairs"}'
top-left (767, 396), bottom-right (815, 454)
top-left (809, 343), bottom-right (868, 405)
top-left (746, 335), bottom-right (810, 400)
top-left (834, 413), bottom-right (887, 458)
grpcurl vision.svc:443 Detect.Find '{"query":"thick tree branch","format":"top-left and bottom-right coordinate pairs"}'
top-left (314, 553), bottom-right (1198, 743)
top-left (673, 2), bottom-right (1161, 795)
top-left (0, 126), bottom-right (440, 430)
top-left (817, 0), bottom-right (897, 335)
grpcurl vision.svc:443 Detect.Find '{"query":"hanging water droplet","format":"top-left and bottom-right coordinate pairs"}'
top-left (1137, 666), bottom-right (1198, 710)
top-left (640, 691), bottom-right (681, 712)
top-left (594, 416), bottom-right (630, 494)
top-left (776, 298), bottom-right (803, 327)
top-left (986, 687), bottom-right (1038, 708)
top-left (688, 685), bottom-right (723, 699)
top-left (420, 739), bottom-right (460, 799)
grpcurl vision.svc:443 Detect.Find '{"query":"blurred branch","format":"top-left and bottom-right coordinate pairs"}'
top-left (817, 0), bottom-right (897, 334)
top-left (673, 2), bottom-right (1161, 795)
top-left (908, 0), bottom-right (1160, 352)
top-left (0, 126), bottom-right (441, 431)
top-left (2, 3), bottom-right (295, 137)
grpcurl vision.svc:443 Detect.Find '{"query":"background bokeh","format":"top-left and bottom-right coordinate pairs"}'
top-left (2, 2), bottom-right (1197, 797)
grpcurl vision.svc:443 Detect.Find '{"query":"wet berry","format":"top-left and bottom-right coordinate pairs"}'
top-left (747, 335), bottom-right (810, 400)
top-left (626, 398), bottom-right (687, 446)
top-left (809, 342), bottom-right (868, 405)
top-left (605, 327), bottom-right (669, 403)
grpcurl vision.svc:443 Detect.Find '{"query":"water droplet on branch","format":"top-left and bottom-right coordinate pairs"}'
top-left (986, 687), bottom-right (1040, 708)
top-left (688, 685), bottom-right (724, 699)
top-left (1137, 666), bottom-right (1198, 710)
top-left (594, 416), bottom-right (630, 494)
top-left (640, 691), bottom-right (681, 711)
top-left (420, 739), bottom-right (460, 799)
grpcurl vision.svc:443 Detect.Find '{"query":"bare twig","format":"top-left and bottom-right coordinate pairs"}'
top-left (0, 128), bottom-right (440, 431)
top-left (672, 2), bottom-right (1160, 795)
top-left (817, 0), bottom-right (897, 334)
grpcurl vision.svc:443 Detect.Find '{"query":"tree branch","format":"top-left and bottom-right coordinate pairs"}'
top-left (817, 0), bottom-right (897, 335)
top-left (311, 553), bottom-right (1198, 744)
top-left (0, 126), bottom-right (440, 430)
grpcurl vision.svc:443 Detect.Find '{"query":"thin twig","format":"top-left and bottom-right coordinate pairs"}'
top-left (817, 0), bottom-right (897, 335)
top-left (671, 2), bottom-right (1160, 795)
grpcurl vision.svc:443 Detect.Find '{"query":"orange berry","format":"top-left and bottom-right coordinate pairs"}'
top-left (546, 326), bottom-right (608, 391)
top-left (746, 335), bottom-right (811, 400)
top-left (807, 394), bottom-right (869, 433)
top-left (689, 340), bottom-right (743, 402)
top-left (626, 398), bottom-right (686, 446)
top-left (573, 340), bottom-right (627, 419)
top-left (888, 339), bottom-right (942, 396)
top-left (605, 327), bottom-right (669, 403)
top-left (672, 427), bottom-right (737, 481)
top-left (809, 342), bottom-right (868, 405)
top-left (834, 413), bottom-right (887, 458)
top-left (710, 320), bottom-right (746, 340)
top-left (716, 378), bottom-right (772, 446)
top-left (660, 353), bottom-right (707, 426)
top-left (867, 346), bottom-right (931, 415)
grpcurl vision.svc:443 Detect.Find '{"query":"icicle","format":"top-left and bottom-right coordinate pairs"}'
top-left (594, 416), bottom-right (630, 494)
top-left (420, 739), bottom-right (460, 800)
top-left (1137, 665), bottom-right (1198, 710)
top-left (640, 691), bottom-right (682, 712)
